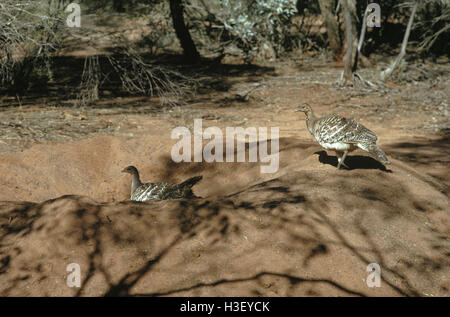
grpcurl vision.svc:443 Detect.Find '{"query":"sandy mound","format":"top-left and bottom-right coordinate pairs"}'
top-left (0, 134), bottom-right (448, 297)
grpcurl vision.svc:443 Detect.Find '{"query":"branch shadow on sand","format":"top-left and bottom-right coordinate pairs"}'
top-left (0, 138), bottom-right (448, 297)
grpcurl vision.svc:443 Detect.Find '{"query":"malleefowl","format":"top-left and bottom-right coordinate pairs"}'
top-left (121, 165), bottom-right (202, 201)
top-left (294, 104), bottom-right (390, 169)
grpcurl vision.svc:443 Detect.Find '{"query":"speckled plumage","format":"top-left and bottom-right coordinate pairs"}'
top-left (122, 166), bottom-right (202, 202)
top-left (295, 104), bottom-right (390, 169)
top-left (312, 115), bottom-right (378, 145)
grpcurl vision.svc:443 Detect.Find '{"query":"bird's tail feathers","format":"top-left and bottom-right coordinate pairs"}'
top-left (361, 144), bottom-right (390, 164)
top-left (180, 175), bottom-right (203, 189)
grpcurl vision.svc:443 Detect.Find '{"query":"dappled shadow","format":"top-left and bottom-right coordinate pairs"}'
top-left (387, 136), bottom-right (450, 166)
top-left (0, 201), bottom-right (38, 239)
top-left (110, 159), bottom-right (447, 296)
top-left (386, 135), bottom-right (450, 193)
top-left (104, 138), bottom-right (447, 296)
top-left (0, 135), bottom-right (448, 296)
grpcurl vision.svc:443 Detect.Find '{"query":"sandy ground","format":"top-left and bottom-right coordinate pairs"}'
top-left (0, 59), bottom-right (449, 297)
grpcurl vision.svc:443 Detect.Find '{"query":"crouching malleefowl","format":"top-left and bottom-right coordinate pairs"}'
top-left (121, 165), bottom-right (202, 201)
top-left (294, 104), bottom-right (390, 169)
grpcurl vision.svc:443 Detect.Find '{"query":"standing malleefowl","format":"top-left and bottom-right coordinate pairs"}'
top-left (294, 104), bottom-right (390, 169)
top-left (121, 165), bottom-right (202, 201)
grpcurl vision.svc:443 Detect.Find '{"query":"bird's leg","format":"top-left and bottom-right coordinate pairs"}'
top-left (335, 151), bottom-right (342, 169)
top-left (337, 150), bottom-right (349, 169)
top-left (341, 150), bottom-right (350, 169)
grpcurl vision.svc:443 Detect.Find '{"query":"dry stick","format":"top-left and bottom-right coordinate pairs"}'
top-left (335, 0), bottom-right (341, 13)
top-left (350, 5), bottom-right (378, 89)
top-left (16, 93), bottom-right (22, 108)
top-left (380, 3), bottom-right (417, 82)
top-left (353, 5), bottom-right (370, 73)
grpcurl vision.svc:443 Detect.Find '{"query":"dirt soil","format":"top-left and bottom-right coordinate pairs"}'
top-left (0, 57), bottom-right (449, 296)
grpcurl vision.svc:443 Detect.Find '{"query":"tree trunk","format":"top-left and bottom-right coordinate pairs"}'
top-left (317, 0), bottom-right (341, 60)
top-left (169, 0), bottom-right (200, 63)
top-left (342, 0), bottom-right (353, 83)
top-left (347, 0), bottom-right (359, 71)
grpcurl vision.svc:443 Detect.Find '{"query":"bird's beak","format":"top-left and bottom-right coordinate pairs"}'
top-left (294, 107), bottom-right (301, 112)
top-left (121, 169), bottom-right (127, 173)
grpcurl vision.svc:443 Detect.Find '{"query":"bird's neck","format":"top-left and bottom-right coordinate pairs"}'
top-left (305, 110), bottom-right (317, 134)
top-left (131, 171), bottom-right (143, 194)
